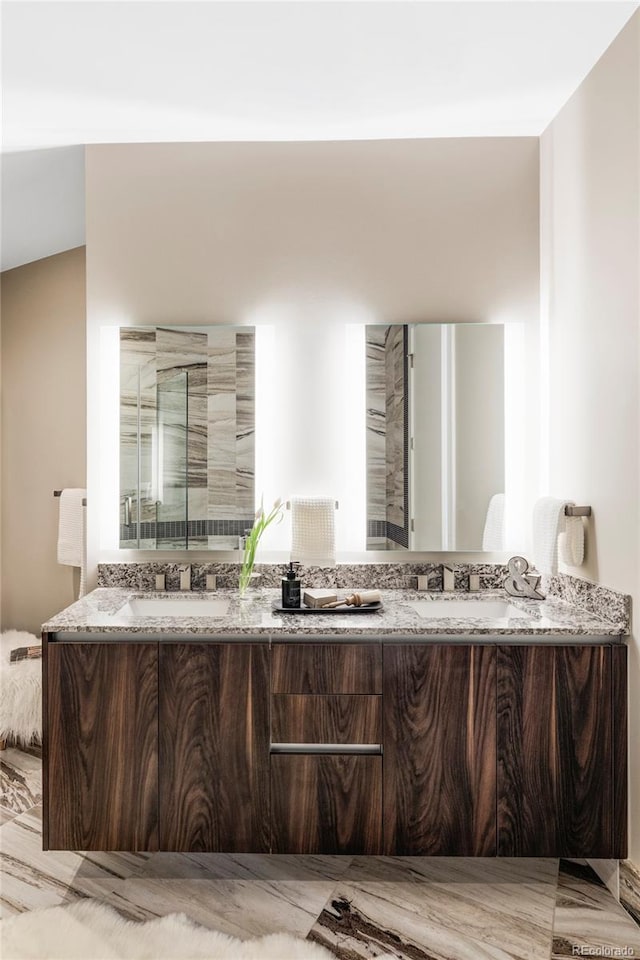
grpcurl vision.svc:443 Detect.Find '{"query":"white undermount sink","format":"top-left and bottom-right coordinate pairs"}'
top-left (118, 597), bottom-right (231, 618)
top-left (409, 599), bottom-right (529, 620)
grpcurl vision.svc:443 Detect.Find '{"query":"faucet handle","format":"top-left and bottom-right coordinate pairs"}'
top-left (442, 564), bottom-right (456, 591)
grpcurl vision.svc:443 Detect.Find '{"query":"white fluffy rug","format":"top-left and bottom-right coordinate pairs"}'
top-left (0, 631), bottom-right (39, 662)
top-left (0, 900), bottom-right (345, 960)
top-left (0, 631), bottom-right (41, 744)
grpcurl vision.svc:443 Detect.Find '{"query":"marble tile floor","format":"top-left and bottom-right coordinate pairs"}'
top-left (0, 750), bottom-right (41, 827)
top-left (621, 860), bottom-right (640, 927)
top-left (551, 861), bottom-right (640, 959)
top-left (1, 749), bottom-right (638, 960)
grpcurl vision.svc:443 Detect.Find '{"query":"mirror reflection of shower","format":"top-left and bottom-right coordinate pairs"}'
top-left (119, 326), bottom-right (255, 550)
top-left (154, 372), bottom-right (188, 548)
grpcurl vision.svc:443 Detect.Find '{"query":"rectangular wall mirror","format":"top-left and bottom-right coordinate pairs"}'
top-left (119, 326), bottom-right (255, 550)
top-left (366, 323), bottom-right (505, 552)
top-left (118, 321), bottom-right (507, 553)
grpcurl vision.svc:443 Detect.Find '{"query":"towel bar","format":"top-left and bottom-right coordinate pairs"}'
top-left (564, 505), bottom-right (591, 517)
top-left (53, 490), bottom-right (87, 507)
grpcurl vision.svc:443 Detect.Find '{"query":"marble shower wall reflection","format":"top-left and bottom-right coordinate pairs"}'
top-left (119, 326), bottom-right (255, 550)
top-left (366, 325), bottom-right (409, 550)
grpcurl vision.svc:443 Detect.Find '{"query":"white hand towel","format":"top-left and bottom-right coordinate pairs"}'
top-left (482, 493), bottom-right (505, 551)
top-left (532, 496), bottom-right (567, 576)
top-left (559, 516), bottom-right (585, 567)
top-left (290, 496), bottom-right (336, 567)
top-left (57, 489), bottom-right (87, 598)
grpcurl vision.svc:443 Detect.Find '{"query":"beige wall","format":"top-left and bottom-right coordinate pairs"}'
top-left (86, 139), bottom-right (539, 327)
top-left (86, 138), bottom-right (540, 574)
top-left (0, 274), bottom-right (3, 619)
top-left (1, 247), bottom-right (86, 635)
top-left (540, 13), bottom-right (640, 859)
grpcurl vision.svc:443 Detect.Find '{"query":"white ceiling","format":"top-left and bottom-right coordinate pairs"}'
top-left (1, 0), bottom-right (638, 271)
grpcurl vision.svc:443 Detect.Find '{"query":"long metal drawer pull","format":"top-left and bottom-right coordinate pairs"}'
top-left (270, 743), bottom-right (382, 755)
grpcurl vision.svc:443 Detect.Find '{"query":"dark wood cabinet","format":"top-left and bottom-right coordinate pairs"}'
top-left (46, 642), bottom-right (159, 851)
top-left (270, 642), bottom-right (383, 854)
top-left (612, 645), bottom-right (628, 858)
top-left (271, 643), bottom-right (382, 694)
top-left (159, 643), bottom-right (270, 852)
top-left (383, 644), bottom-right (497, 856)
top-left (44, 633), bottom-right (626, 858)
top-left (497, 644), bottom-right (626, 858)
top-left (271, 754), bottom-right (382, 854)
top-left (271, 694), bottom-right (381, 744)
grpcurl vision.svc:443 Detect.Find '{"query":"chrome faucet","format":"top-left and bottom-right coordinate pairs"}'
top-left (442, 564), bottom-right (455, 592)
top-left (179, 565), bottom-right (191, 591)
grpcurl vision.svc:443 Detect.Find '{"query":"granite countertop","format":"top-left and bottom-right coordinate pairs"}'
top-left (41, 587), bottom-right (627, 641)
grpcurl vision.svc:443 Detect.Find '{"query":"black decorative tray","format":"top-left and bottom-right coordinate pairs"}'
top-left (272, 601), bottom-right (383, 615)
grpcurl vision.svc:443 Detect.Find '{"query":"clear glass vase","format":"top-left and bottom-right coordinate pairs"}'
top-left (238, 570), bottom-right (261, 599)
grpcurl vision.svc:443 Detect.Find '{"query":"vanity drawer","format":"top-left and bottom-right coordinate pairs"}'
top-left (271, 644), bottom-right (382, 694)
top-left (271, 754), bottom-right (382, 854)
top-left (271, 694), bottom-right (381, 744)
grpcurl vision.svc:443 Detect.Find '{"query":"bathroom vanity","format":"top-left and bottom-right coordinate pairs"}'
top-left (41, 587), bottom-right (628, 859)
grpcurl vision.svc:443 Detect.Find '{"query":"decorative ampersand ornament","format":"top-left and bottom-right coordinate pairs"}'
top-left (503, 556), bottom-right (545, 600)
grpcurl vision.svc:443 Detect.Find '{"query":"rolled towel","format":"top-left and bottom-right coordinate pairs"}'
top-left (482, 493), bottom-right (505, 551)
top-left (559, 516), bottom-right (585, 567)
top-left (532, 497), bottom-right (566, 576)
top-left (290, 496), bottom-right (336, 567)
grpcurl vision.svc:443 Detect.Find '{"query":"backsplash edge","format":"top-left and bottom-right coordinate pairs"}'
top-left (96, 562), bottom-right (630, 631)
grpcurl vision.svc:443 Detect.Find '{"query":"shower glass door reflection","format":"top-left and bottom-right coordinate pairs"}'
top-left (154, 372), bottom-right (188, 549)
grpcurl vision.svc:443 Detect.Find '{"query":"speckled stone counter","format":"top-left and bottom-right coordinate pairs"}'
top-left (42, 587), bottom-right (627, 642)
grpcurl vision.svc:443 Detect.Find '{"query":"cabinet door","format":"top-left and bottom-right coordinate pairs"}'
top-left (47, 643), bottom-right (158, 851)
top-left (271, 754), bottom-right (382, 854)
top-left (497, 645), bottom-right (618, 857)
top-left (159, 643), bottom-right (270, 852)
top-left (383, 645), bottom-right (496, 856)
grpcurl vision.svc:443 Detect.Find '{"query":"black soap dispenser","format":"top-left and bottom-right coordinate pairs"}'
top-left (282, 562), bottom-right (301, 608)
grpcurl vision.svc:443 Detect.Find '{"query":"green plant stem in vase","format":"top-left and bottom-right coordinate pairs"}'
top-left (239, 497), bottom-right (284, 598)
